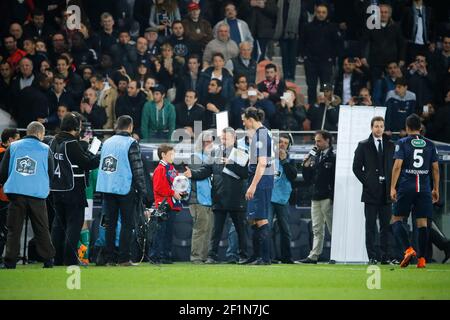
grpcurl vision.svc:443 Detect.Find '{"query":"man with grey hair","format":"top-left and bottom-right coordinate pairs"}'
top-left (0, 121), bottom-right (55, 269)
top-left (202, 23), bottom-right (239, 69)
top-left (184, 127), bottom-right (249, 264)
top-left (213, 2), bottom-right (254, 46)
top-left (229, 41), bottom-right (257, 84)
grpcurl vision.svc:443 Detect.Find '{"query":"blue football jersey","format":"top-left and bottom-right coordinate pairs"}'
top-left (393, 135), bottom-right (438, 193)
top-left (248, 126), bottom-right (274, 189)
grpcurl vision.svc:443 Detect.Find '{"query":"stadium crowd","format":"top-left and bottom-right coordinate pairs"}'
top-left (0, 0), bottom-right (450, 267)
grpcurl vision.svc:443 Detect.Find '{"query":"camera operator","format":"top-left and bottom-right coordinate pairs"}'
top-left (298, 130), bottom-right (335, 264)
top-left (49, 112), bottom-right (101, 266)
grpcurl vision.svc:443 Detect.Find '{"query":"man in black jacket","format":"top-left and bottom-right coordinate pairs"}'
top-left (175, 90), bottom-right (205, 135)
top-left (334, 57), bottom-right (369, 105)
top-left (49, 113), bottom-right (100, 266)
top-left (184, 127), bottom-right (248, 264)
top-left (353, 116), bottom-right (396, 264)
top-left (300, 4), bottom-right (340, 105)
top-left (299, 130), bottom-right (335, 264)
top-left (115, 80), bottom-right (147, 138)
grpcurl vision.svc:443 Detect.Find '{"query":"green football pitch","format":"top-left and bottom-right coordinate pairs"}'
top-left (1, 263), bottom-right (450, 300)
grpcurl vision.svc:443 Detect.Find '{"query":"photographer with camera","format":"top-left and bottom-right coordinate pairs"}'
top-left (96, 116), bottom-right (151, 267)
top-left (49, 112), bottom-right (100, 266)
top-left (306, 83), bottom-right (341, 131)
top-left (348, 88), bottom-right (373, 106)
top-left (334, 57), bottom-right (370, 105)
top-left (80, 88), bottom-right (107, 130)
top-left (298, 130), bottom-right (335, 264)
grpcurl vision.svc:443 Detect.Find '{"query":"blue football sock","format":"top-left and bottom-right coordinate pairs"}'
top-left (252, 225), bottom-right (260, 259)
top-left (392, 221), bottom-right (410, 252)
top-left (418, 227), bottom-right (429, 259)
top-left (258, 224), bottom-right (271, 263)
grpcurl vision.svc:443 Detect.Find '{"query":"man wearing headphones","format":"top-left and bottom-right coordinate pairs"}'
top-left (49, 113), bottom-right (100, 266)
top-left (270, 133), bottom-right (297, 264)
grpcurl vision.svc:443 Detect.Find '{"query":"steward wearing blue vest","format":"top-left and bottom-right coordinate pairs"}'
top-left (186, 131), bottom-right (214, 263)
top-left (96, 115), bottom-right (150, 266)
top-left (48, 113), bottom-right (100, 266)
top-left (270, 134), bottom-right (297, 264)
top-left (0, 122), bottom-right (55, 269)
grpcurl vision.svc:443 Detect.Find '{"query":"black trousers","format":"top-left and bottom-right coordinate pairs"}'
top-left (0, 201), bottom-right (8, 258)
top-left (4, 195), bottom-right (55, 266)
top-left (304, 58), bottom-right (333, 104)
top-left (364, 203), bottom-right (392, 260)
top-left (103, 192), bottom-right (137, 263)
top-left (51, 201), bottom-right (85, 266)
top-left (209, 210), bottom-right (248, 261)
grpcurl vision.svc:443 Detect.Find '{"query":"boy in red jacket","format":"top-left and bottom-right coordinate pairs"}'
top-left (150, 144), bottom-right (182, 264)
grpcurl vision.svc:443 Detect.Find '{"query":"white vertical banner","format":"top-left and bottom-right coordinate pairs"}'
top-left (330, 106), bottom-right (386, 263)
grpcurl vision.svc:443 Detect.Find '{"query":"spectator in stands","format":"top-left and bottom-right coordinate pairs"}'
top-left (47, 74), bottom-right (75, 116)
top-left (98, 54), bottom-right (115, 79)
top-left (115, 80), bottom-right (148, 138)
top-left (203, 22), bottom-right (239, 69)
top-left (334, 57), bottom-right (369, 105)
top-left (348, 87), bottom-right (373, 107)
top-left (307, 83), bottom-right (341, 131)
top-left (144, 27), bottom-right (162, 58)
top-left (257, 63), bottom-right (287, 105)
top-left (80, 65), bottom-right (94, 88)
top-left (136, 63), bottom-right (151, 89)
top-left (0, 61), bottom-right (13, 113)
top-left (98, 12), bottom-right (119, 56)
top-left (159, 43), bottom-right (183, 90)
top-left (272, 88), bottom-right (306, 131)
top-left (422, 90), bottom-right (450, 143)
top-left (56, 55), bottom-right (84, 103)
top-left (35, 39), bottom-right (49, 58)
top-left (299, 130), bottom-right (335, 264)
top-left (79, 23), bottom-right (101, 58)
top-left (270, 133), bottom-right (297, 264)
top-left (230, 83), bottom-right (275, 129)
top-left (431, 35), bottom-right (450, 103)
top-left (135, 37), bottom-right (152, 68)
top-left (234, 74), bottom-right (249, 97)
top-left (301, 3), bottom-right (340, 104)
top-left (149, 0), bottom-right (181, 40)
top-left (23, 38), bottom-right (46, 74)
top-left (15, 73), bottom-right (51, 129)
top-left (186, 131), bottom-right (214, 263)
top-left (213, 2), bottom-right (254, 47)
top-left (169, 20), bottom-right (199, 63)
top-left (372, 61), bottom-right (403, 106)
top-left (182, 2), bottom-right (213, 52)
top-left (362, 3), bottom-right (405, 85)
top-left (385, 78), bottom-right (416, 135)
top-left (175, 54), bottom-right (202, 104)
top-left (240, 0), bottom-right (277, 62)
top-left (200, 79), bottom-right (229, 130)
top-left (229, 41), bottom-right (257, 85)
top-left (8, 23), bottom-right (24, 49)
top-left (401, 0), bottom-right (436, 65)
top-left (3, 34), bottom-right (27, 70)
top-left (48, 32), bottom-right (68, 65)
top-left (141, 85), bottom-right (176, 140)
top-left (79, 88), bottom-right (107, 129)
top-left (406, 53), bottom-right (436, 113)
top-left (110, 30), bottom-right (137, 76)
top-left (274, 0), bottom-right (306, 81)
top-left (39, 104), bottom-right (69, 131)
top-left (11, 57), bottom-right (37, 98)
top-left (91, 74), bottom-right (118, 130)
top-left (70, 31), bottom-right (98, 68)
top-left (198, 52), bottom-right (235, 103)
top-left (23, 9), bottom-right (55, 42)
top-left (184, 127), bottom-right (249, 264)
top-left (116, 75), bottom-right (130, 98)
top-left (176, 89), bottom-right (205, 137)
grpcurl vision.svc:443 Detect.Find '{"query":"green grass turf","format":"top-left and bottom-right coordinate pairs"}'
top-left (1, 263), bottom-right (450, 300)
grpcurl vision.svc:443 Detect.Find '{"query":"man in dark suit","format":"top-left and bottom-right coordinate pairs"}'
top-left (353, 116), bottom-right (395, 265)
